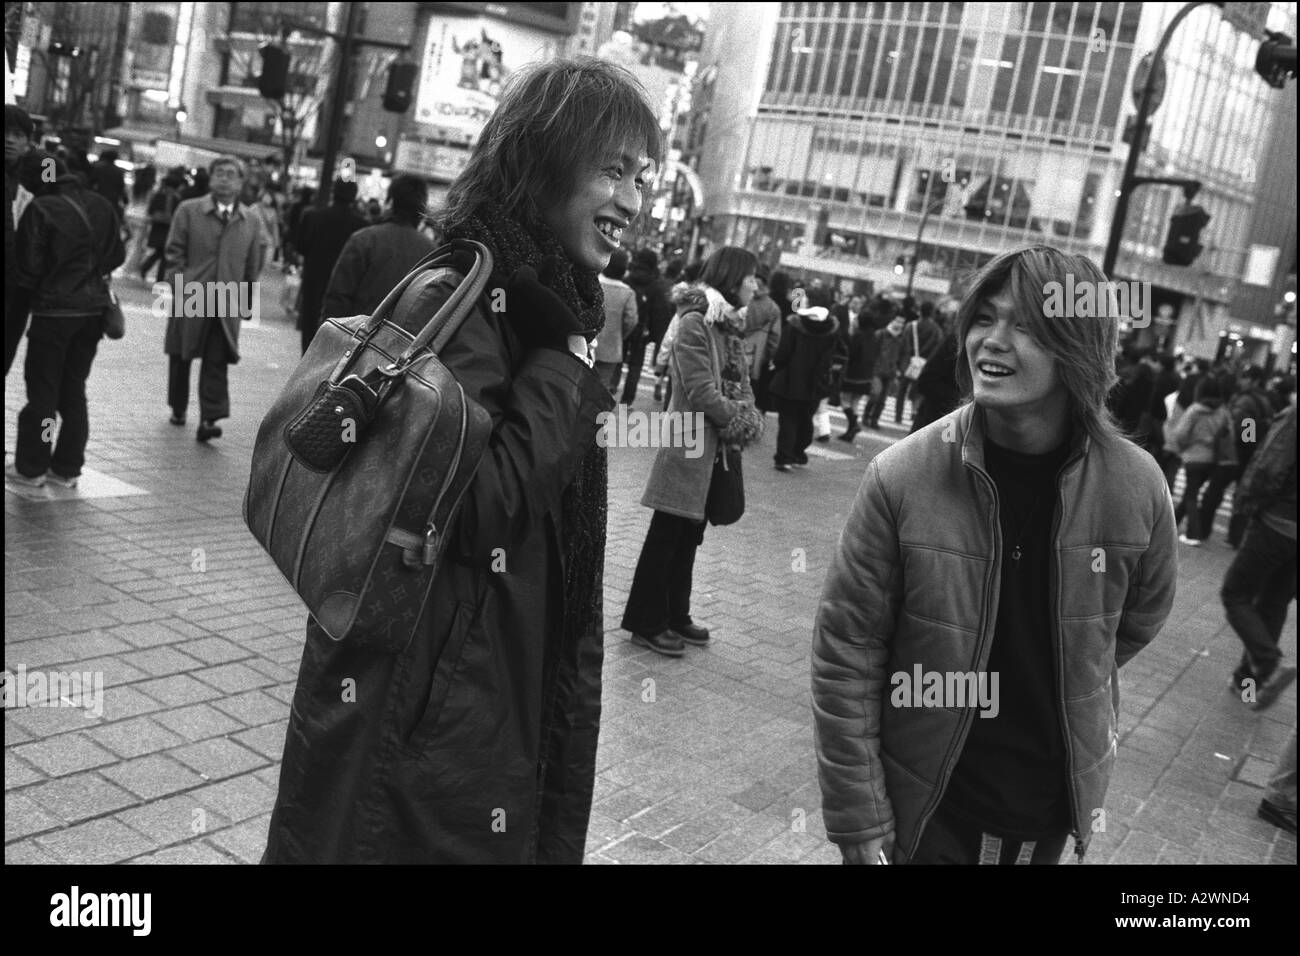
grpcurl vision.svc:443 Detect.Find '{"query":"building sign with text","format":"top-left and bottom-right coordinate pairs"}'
top-left (414, 14), bottom-right (563, 144)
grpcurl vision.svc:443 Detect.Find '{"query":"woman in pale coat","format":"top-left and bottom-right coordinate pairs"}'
top-left (620, 247), bottom-right (764, 657)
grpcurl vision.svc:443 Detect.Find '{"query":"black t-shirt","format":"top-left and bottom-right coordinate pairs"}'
top-left (941, 433), bottom-right (1074, 841)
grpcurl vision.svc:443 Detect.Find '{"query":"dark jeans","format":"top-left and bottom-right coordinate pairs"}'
top-left (168, 319), bottom-right (231, 422)
top-left (139, 245), bottom-right (168, 283)
top-left (894, 377), bottom-right (915, 422)
top-left (1174, 462), bottom-right (1215, 540)
top-left (773, 396), bottom-right (818, 465)
top-left (621, 510), bottom-right (706, 636)
top-left (908, 799), bottom-right (1069, 865)
top-left (1222, 519), bottom-right (1297, 686)
top-left (866, 374), bottom-right (895, 426)
top-left (5, 286), bottom-right (31, 377)
top-left (14, 314), bottom-right (102, 478)
top-left (1198, 461), bottom-right (1244, 543)
top-left (621, 336), bottom-right (653, 405)
top-left (1161, 452), bottom-right (1182, 492)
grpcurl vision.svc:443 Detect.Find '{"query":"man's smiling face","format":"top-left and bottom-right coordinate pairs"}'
top-left (541, 144), bottom-right (653, 272)
top-left (966, 287), bottom-right (1066, 411)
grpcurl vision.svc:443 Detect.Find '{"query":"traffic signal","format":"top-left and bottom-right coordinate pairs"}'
top-left (258, 45), bottom-right (290, 100)
top-left (1162, 203), bottom-right (1211, 267)
top-left (383, 62), bottom-right (418, 113)
top-left (1255, 31), bottom-right (1297, 88)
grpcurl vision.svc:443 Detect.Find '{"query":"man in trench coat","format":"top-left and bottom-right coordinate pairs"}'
top-left (162, 155), bottom-right (265, 442)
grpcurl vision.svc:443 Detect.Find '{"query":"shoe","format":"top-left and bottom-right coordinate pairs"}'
top-left (5, 463), bottom-right (45, 487)
top-left (631, 629), bottom-right (686, 658)
top-left (196, 421), bottom-right (223, 442)
top-left (45, 473), bottom-right (78, 489)
top-left (1257, 799), bottom-right (1297, 835)
top-left (866, 419), bottom-right (880, 430)
top-left (815, 435), bottom-right (830, 444)
top-left (672, 622), bottom-right (710, 646)
top-left (169, 413), bottom-right (186, 426)
top-left (1178, 535), bottom-right (1201, 546)
top-left (794, 452), bottom-right (809, 466)
top-left (653, 380), bottom-right (664, 402)
top-left (774, 463), bottom-right (792, 472)
top-left (837, 428), bottom-right (859, 443)
top-left (1252, 666), bottom-right (1297, 711)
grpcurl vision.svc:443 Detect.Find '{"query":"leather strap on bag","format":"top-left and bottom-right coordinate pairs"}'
top-left (61, 195), bottom-right (111, 283)
top-left (911, 319), bottom-right (920, 358)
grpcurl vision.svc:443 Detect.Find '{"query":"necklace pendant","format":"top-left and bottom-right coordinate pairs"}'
top-left (1011, 545), bottom-right (1022, 561)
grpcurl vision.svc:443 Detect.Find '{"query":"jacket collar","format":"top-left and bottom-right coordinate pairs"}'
top-left (207, 196), bottom-right (243, 220)
top-left (959, 402), bottom-right (1089, 476)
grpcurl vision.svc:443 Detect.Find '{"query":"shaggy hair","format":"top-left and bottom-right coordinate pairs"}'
top-left (700, 247), bottom-right (758, 306)
top-left (953, 245), bottom-right (1126, 445)
top-left (436, 57), bottom-right (662, 234)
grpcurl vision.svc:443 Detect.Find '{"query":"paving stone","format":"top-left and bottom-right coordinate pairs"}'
top-left (101, 754), bottom-right (207, 800)
top-left (151, 703), bottom-right (247, 742)
top-left (5, 792), bottom-right (65, 841)
top-left (85, 716), bottom-right (187, 759)
top-left (210, 689), bottom-right (288, 726)
top-left (34, 817), bottom-right (159, 865)
top-left (133, 842), bottom-right (238, 865)
top-left (135, 673), bottom-right (224, 707)
top-left (207, 816), bottom-right (272, 863)
top-left (115, 794), bottom-right (231, 847)
top-left (11, 732), bottom-right (119, 778)
top-left (23, 772), bottom-right (138, 824)
top-left (192, 662), bottom-right (275, 695)
top-left (170, 738), bottom-right (269, 780)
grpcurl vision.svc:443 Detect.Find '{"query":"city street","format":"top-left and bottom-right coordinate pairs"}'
top-left (4, 274), bottom-right (1295, 865)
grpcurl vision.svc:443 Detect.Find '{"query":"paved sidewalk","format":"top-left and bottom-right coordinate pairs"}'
top-left (4, 274), bottom-right (1295, 865)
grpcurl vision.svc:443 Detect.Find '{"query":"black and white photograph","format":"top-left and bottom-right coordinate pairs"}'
top-left (3, 0), bottom-right (1296, 906)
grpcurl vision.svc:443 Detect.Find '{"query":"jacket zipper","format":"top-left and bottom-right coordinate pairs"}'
top-left (418, 386), bottom-right (468, 565)
top-left (907, 460), bottom-right (1001, 862)
top-left (1051, 453), bottom-right (1087, 862)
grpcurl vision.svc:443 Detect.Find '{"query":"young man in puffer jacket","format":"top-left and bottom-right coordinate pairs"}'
top-left (1165, 377), bottom-right (1236, 545)
top-left (813, 246), bottom-right (1176, 865)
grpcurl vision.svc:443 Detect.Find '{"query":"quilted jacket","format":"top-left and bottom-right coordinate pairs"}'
top-left (812, 402), bottom-right (1177, 862)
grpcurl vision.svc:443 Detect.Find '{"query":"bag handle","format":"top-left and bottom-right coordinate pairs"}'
top-left (911, 319), bottom-right (919, 355)
top-left (354, 239), bottom-right (493, 367)
top-left (331, 239), bottom-right (493, 384)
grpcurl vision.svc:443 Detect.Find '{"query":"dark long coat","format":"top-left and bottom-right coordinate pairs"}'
top-left (262, 259), bottom-right (615, 864)
top-left (295, 202), bottom-right (368, 333)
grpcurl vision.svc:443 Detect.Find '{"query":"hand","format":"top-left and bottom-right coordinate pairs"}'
top-left (840, 833), bottom-right (894, 865)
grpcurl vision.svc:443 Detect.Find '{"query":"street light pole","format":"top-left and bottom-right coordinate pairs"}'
top-left (316, 2), bottom-right (361, 207)
top-left (1102, 0), bottom-right (1222, 278)
top-left (907, 184), bottom-right (943, 299)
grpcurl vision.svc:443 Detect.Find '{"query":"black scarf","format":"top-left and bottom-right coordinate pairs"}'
top-left (442, 202), bottom-right (608, 665)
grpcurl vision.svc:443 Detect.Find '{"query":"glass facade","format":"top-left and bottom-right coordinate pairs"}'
top-left (719, 1), bottom-right (1295, 294)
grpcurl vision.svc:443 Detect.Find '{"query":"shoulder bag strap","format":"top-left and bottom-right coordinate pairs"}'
top-left (911, 320), bottom-right (920, 355)
top-left (61, 195), bottom-right (106, 277)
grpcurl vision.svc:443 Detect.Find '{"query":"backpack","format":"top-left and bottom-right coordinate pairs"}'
top-left (244, 239), bottom-right (495, 653)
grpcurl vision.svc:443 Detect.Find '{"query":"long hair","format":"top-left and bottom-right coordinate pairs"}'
top-left (436, 57), bottom-right (662, 233)
top-left (700, 246), bottom-right (758, 306)
top-left (953, 245), bottom-right (1125, 445)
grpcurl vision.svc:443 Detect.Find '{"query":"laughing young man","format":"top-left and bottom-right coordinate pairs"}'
top-left (263, 58), bottom-right (660, 864)
top-left (813, 246), bottom-right (1177, 864)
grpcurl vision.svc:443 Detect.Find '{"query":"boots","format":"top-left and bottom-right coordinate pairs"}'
top-left (838, 406), bottom-right (860, 442)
